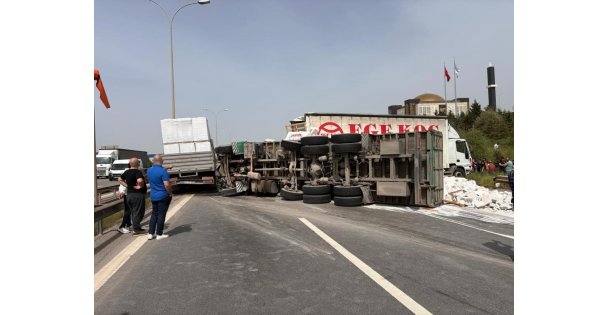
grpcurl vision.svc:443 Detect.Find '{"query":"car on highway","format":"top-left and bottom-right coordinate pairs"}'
top-left (108, 159), bottom-right (148, 182)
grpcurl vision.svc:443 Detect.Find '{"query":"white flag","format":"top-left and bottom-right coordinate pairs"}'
top-left (454, 63), bottom-right (460, 78)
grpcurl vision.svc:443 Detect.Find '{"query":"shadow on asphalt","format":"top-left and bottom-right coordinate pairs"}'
top-left (483, 240), bottom-right (514, 261)
top-left (168, 223), bottom-right (194, 236)
top-left (174, 185), bottom-right (219, 195)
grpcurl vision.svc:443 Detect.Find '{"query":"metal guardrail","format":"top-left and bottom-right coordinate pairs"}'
top-left (94, 184), bottom-right (150, 236)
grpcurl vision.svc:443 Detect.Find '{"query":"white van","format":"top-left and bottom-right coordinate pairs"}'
top-left (108, 159), bottom-right (145, 181)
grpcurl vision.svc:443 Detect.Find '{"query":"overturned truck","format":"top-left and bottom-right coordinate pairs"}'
top-left (215, 129), bottom-right (444, 208)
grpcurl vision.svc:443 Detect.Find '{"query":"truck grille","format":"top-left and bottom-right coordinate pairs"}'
top-left (97, 168), bottom-right (106, 176)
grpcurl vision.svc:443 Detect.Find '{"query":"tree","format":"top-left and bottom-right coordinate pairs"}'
top-left (473, 110), bottom-right (509, 140)
top-left (469, 100), bottom-right (482, 121)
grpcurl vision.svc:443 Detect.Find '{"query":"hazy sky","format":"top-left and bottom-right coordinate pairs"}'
top-left (95, 0), bottom-right (513, 153)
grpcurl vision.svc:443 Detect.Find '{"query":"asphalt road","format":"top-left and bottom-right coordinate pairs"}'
top-left (95, 194), bottom-right (513, 314)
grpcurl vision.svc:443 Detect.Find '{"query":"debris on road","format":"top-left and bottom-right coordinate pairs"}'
top-left (444, 177), bottom-right (513, 211)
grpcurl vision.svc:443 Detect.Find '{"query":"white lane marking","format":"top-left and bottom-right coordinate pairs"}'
top-left (365, 204), bottom-right (514, 240)
top-left (94, 194), bottom-right (194, 292)
top-left (299, 218), bottom-right (433, 315)
top-left (423, 213), bottom-right (514, 240)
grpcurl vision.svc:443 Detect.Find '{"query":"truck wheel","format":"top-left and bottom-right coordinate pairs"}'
top-left (333, 185), bottom-right (362, 197)
top-left (301, 136), bottom-right (329, 146)
top-left (281, 140), bottom-right (301, 151)
top-left (281, 189), bottom-right (303, 201)
top-left (330, 133), bottom-right (361, 144)
top-left (301, 145), bottom-right (329, 155)
top-left (302, 184), bottom-right (331, 195)
top-left (453, 167), bottom-right (465, 177)
top-left (215, 145), bottom-right (233, 154)
top-left (332, 143), bottom-right (362, 154)
top-left (303, 193), bottom-right (331, 204)
top-left (334, 196), bottom-right (363, 207)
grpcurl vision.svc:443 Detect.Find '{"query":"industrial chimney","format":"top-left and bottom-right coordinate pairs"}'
top-left (487, 62), bottom-right (497, 111)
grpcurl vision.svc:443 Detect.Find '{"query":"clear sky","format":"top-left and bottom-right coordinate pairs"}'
top-left (95, 0), bottom-right (513, 153)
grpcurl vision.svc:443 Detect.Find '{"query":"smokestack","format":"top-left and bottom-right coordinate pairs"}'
top-left (487, 62), bottom-right (497, 111)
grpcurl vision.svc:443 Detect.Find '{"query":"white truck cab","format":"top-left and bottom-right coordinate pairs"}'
top-left (108, 159), bottom-right (144, 181)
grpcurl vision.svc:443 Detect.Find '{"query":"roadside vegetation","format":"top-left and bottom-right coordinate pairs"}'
top-left (440, 101), bottom-right (514, 188)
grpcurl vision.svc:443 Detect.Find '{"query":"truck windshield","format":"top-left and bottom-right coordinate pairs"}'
top-left (96, 157), bottom-right (112, 164)
top-left (456, 141), bottom-right (469, 159)
top-left (111, 163), bottom-right (129, 170)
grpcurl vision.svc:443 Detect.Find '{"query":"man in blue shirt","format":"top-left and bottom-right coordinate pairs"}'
top-left (147, 155), bottom-right (173, 240)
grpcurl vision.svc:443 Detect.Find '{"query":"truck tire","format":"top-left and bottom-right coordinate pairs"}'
top-left (281, 140), bottom-right (301, 151)
top-left (333, 185), bottom-right (362, 197)
top-left (281, 189), bottom-right (303, 201)
top-left (330, 133), bottom-right (361, 144)
top-left (453, 167), bottom-right (465, 177)
top-left (301, 136), bottom-right (329, 146)
top-left (301, 145), bottom-right (329, 155)
top-left (334, 196), bottom-right (363, 207)
top-left (302, 184), bottom-right (331, 195)
top-left (332, 143), bottom-right (362, 154)
top-left (303, 193), bottom-right (331, 204)
top-left (215, 145), bottom-right (233, 154)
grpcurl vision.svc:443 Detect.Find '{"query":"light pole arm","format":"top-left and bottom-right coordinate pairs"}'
top-left (148, 0), bottom-right (171, 21)
top-left (171, 2), bottom-right (199, 26)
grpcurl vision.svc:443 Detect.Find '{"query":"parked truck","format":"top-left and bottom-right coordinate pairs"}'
top-left (160, 117), bottom-right (216, 186)
top-left (96, 145), bottom-right (151, 178)
top-left (286, 112), bottom-right (472, 177)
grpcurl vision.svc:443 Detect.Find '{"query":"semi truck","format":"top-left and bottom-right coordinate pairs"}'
top-left (286, 112), bottom-right (472, 177)
top-left (96, 145), bottom-right (151, 178)
top-left (160, 117), bottom-right (216, 186)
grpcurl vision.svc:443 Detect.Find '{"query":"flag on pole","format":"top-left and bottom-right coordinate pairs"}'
top-left (444, 66), bottom-right (451, 82)
top-left (454, 62), bottom-right (460, 78)
top-left (94, 68), bottom-right (110, 109)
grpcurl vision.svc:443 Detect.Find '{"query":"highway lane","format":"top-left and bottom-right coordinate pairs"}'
top-left (95, 194), bottom-right (513, 314)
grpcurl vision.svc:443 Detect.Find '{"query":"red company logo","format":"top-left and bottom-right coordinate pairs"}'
top-left (318, 121), bottom-right (439, 135)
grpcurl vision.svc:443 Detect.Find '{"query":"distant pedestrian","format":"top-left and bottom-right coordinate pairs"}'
top-left (472, 160), bottom-right (477, 173)
top-left (477, 159), bottom-right (485, 172)
top-left (505, 157), bottom-right (513, 174)
top-left (117, 184), bottom-right (131, 234)
top-left (147, 155), bottom-right (173, 240)
top-left (498, 159), bottom-right (507, 173)
top-left (118, 158), bottom-right (147, 236)
top-left (486, 160), bottom-right (496, 174)
top-left (508, 169), bottom-right (514, 205)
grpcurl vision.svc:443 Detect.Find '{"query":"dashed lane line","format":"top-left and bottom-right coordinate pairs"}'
top-left (94, 194), bottom-right (194, 292)
top-left (299, 217), bottom-right (433, 315)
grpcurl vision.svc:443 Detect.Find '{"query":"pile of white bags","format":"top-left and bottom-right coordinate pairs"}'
top-left (444, 177), bottom-right (513, 211)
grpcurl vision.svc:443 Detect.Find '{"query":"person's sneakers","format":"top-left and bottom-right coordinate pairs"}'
top-left (156, 234), bottom-right (169, 240)
top-left (132, 230), bottom-right (146, 236)
top-left (147, 234), bottom-right (155, 240)
top-left (118, 227), bottom-right (130, 234)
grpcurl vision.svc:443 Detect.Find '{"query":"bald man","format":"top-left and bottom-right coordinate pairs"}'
top-left (146, 154), bottom-right (173, 240)
top-left (118, 158), bottom-right (147, 236)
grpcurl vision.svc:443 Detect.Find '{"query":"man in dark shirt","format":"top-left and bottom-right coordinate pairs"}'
top-left (118, 158), bottom-right (147, 236)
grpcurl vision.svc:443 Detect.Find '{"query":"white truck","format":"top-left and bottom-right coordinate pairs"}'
top-left (96, 146), bottom-right (151, 178)
top-left (286, 112), bottom-right (472, 176)
top-left (160, 117), bottom-right (216, 186)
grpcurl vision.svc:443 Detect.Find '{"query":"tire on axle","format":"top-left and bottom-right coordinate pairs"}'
top-left (302, 184), bottom-right (331, 195)
top-left (303, 193), bottom-right (332, 204)
top-left (301, 136), bottom-right (329, 146)
top-left (332, 143), bottom-right (362, 154)
top-left (280, 188), bottom-right (303, 201)
top-left (330, 133), bottom-right (361, 144)
top-left (333, 196), bottom-right (363, 207)
top-left (301, 145), bottom-right (329, 155)
top-left (333, 185), bottom-right (362, 197)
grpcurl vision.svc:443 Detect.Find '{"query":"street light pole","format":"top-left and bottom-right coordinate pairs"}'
top-left (203, 108), bottom-right (228, 146)
top-left (149, 0), bottom-right (210, 119)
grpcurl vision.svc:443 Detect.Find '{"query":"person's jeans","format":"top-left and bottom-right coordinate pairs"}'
top-left (149, 196), bottom-right (172, 236)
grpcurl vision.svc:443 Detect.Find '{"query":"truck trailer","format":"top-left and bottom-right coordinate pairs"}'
top-left (96, 146), bottom-right (151, 178)
top-left (286, 112), bottom-right (472, 177)
top-left (160, 117), bottom-right (216, 186)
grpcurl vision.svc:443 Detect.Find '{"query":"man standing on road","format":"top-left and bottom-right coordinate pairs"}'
top-left (147, 155), bottom-right (173, 240)
top-left (118, 158), bottom-right (147, 236)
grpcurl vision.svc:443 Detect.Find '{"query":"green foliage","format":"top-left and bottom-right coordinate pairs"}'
top-left (467, 172), bottom-right (497, 189)
top-left (473, 111), bottom-right (510, 140)
top-left (460, 129), bottom-right (494, 161)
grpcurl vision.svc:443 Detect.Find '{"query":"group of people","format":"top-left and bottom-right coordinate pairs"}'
top-left (117, 155), bottom-right (173, 240)
top-left (472, 157), bottom-right (513, 175)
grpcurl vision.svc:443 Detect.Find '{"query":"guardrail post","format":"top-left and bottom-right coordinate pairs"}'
top-left (96, 220), bottom-right (103, 236)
